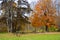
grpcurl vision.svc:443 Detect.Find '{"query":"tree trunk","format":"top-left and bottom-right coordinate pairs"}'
top-left (45, 25), bottom-right (49, 32)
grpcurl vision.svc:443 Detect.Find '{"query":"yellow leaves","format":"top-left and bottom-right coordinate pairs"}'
top-left (30, 13), bottom-right (42, 27)
top-left (46, 23), bottom-right (50, 26)
top-left (45, 0), bottom-right (50, 2)
top-left (13, 2), bottom-right (17, 7)
top-left (35, 5), bottom-right (41, 12)
top-left (41, 3), bottom-right (46, 10)
top-left (32, 20), bottom-right (42, 27)
top-left (30, 0), bottom-right (56, 27)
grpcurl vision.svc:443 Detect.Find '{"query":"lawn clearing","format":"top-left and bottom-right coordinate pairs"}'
top-left (0, 32), bottom-right (60, 40)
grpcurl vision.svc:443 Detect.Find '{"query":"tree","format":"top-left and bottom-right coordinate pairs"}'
top-left (0, 0), bottom-right (31, 33)
top-left (30, 0), bottom-right (56, 32)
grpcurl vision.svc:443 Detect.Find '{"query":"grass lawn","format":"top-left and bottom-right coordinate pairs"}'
top-left (0, 32), bottom-right (60, 40)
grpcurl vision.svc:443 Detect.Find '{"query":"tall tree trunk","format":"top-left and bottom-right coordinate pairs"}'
top-left (45, 25), bottom-right (49, 32)
top-left (12, 21), bottom-right (17, 33)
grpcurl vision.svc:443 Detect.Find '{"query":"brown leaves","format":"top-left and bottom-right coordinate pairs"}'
top-left (30, 0), bottom-right (56, 27)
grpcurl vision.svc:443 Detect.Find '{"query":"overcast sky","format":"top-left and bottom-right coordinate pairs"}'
top-left (0, 0), bottom-right (56, 4)
top-left (0, 0), bottom-right (37, 3)
top-left (27, 0), bottom-right (37, 3)
top-left (0, 0), bottom-right (37, 15)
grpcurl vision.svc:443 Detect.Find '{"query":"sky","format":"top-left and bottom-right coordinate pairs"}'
top-left (15, 0), bottom-right (37, 3)
top-left (0, 0), bottom-right (55, 4)
top-left (0, 0), bottom-right (37, 15)
top-left (27, 0), bottom-right (37, 3)
top-left (0, 0), bottom-right (37, 3)
top-left (0, 0), bottom-right (58, 16)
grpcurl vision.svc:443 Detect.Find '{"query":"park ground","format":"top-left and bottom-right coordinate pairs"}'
top-left (0, 32), bottom-right (60, 40)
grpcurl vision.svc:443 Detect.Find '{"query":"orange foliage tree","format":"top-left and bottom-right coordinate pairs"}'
top-left (30, 0), bottom-right (56, 31)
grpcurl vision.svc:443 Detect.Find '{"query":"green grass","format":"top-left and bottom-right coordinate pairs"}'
top-left (0, 33), bottom-right (60, 40)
